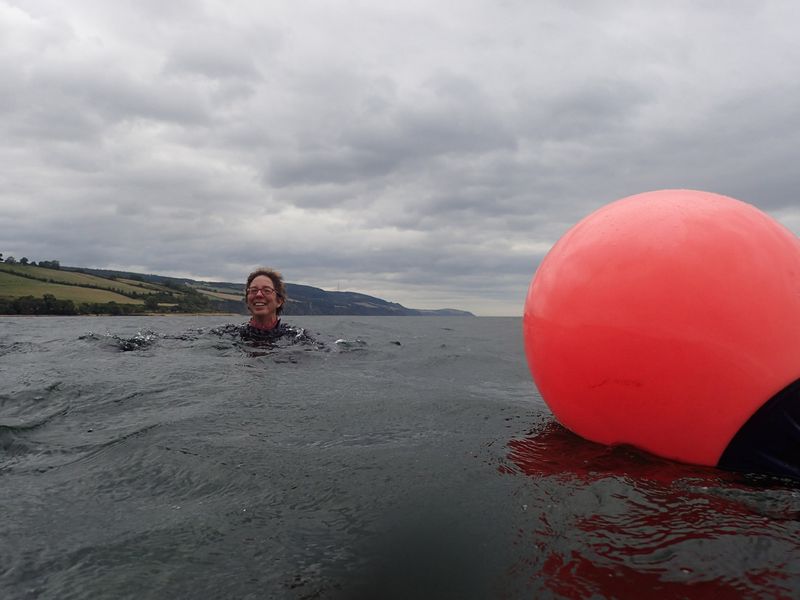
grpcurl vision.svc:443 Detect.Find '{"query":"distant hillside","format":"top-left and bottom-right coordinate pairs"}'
top-left (0, 262), bottom-right (205, 315)
top-left (195, 280), bottom-right (474, 316)
top-left (0, 262), bottom-right (473, 316)
top-left (68, 267), bottom-right (474, 316)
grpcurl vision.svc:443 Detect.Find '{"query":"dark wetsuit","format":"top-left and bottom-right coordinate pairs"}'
top-left (240, 319), bottom-right (291, 343)
top-left (210, 319), bottom-right (324, 354)
top-left (210, 319), bottom-right (319, 347)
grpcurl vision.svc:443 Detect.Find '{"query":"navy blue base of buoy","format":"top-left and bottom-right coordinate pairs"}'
top-left (719, 379), bottom-right (800, 480)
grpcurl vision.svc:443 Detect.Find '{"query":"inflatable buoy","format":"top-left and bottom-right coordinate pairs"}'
top-left (523, 189), bottom-right (800, 477)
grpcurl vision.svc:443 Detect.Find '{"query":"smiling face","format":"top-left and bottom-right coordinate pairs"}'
top-left (246, 274), bottom-right (284, 324)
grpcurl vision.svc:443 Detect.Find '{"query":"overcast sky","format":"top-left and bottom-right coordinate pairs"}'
top-left (2, 1), bottom-right (800, 316)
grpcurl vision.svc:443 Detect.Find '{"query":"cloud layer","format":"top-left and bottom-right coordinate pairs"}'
top-left (2, 1), bottom-right (800, 315)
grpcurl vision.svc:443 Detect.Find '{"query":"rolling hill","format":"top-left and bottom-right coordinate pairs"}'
top-left (0, 262), bottom-right (474, 316)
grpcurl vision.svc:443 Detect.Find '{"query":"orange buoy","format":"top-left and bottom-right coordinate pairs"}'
top-left (523, 189), bottom-right (800, 475)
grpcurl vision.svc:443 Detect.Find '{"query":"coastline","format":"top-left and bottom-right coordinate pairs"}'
top-left (0, 312), bottom-right (244, 318)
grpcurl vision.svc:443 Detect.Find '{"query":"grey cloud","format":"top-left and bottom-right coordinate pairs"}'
top-left (267, 149), bottom-right (399, 189)
top-left (536, 80), bottom-right (655, 141)
top-left (4, 1), bottom-right (800, 315)
top-left (49, 68), bottom-right (212, 126)
top-left (3, 69), bottom-right (211, 151)
top-left (265, 69), bottom-right (515, 190)
top-left (162, 35), bottom-right (271, 82)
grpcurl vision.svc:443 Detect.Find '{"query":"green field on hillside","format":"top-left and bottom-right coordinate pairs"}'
top-left (0, 263), bottom-right (160, 296)
top-left (117, 278), bottom-right (179, 293)
top-left (195, 287), bottom-right (243, 301)
top-left (0, 271), bottom-right (140, 304)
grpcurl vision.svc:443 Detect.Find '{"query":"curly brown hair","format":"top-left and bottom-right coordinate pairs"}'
top-left (245, 267), bottom-right (287, 315)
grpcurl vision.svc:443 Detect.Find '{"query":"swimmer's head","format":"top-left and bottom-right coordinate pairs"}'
top-left (246, 267), bottom-right (287, 316)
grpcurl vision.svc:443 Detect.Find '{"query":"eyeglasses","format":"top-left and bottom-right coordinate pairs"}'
top-left (247, 286), bottom-right (277, 296)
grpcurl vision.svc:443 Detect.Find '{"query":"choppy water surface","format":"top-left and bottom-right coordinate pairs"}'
top-left (1, 316), bottom-right (798, 599)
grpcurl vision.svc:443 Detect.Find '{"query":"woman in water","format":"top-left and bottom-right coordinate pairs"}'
top-left (238, 267), bottom-right (317, 346)
top-left (240, 267), bottom-right (290, 341)
top-left (245, 268), bottom-right (285, 327)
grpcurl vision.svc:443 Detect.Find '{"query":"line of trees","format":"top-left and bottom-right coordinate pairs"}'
top-left (0, 295), bottom-right (226, 317)
top-left (0, 293), bottom-right (216, 316)
top-left (0, 252), bottom-right (60, 269)
top-left (0, 294), bottom-right (78, 315)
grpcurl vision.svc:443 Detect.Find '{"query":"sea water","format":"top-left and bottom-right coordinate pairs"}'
top-left (1, 315), bottom-right (798, 599)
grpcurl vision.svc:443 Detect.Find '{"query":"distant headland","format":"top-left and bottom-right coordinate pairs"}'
top-left (0, 257), bottom-right (474, 316)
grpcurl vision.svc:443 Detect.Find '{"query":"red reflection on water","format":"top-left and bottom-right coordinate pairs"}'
top-left (540, 551), bottom-right (757, 600)
top-left (506, 422), bottom-right (706, 484)
top-left (503, 421), bottom-right (798, 599)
